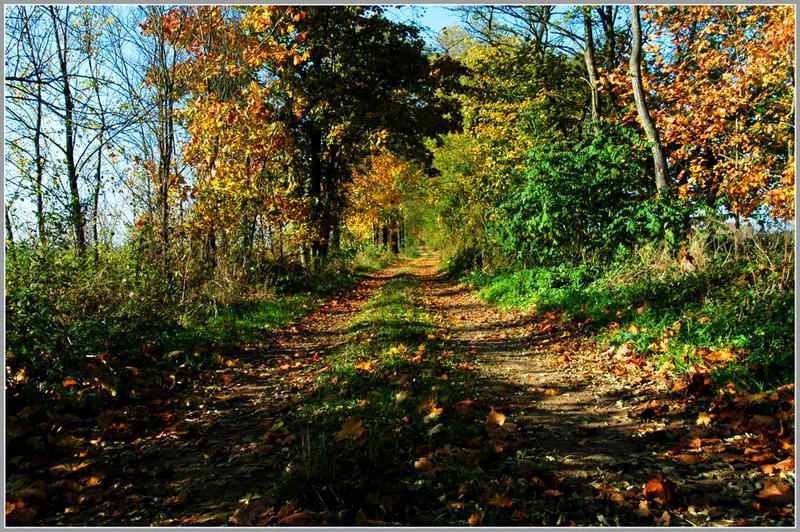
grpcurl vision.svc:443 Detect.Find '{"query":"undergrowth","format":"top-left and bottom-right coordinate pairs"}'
top-left (5, 243), bottom-right (400, 416)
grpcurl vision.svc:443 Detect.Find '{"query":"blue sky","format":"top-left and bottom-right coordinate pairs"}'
top-left (383, 5), bottom-right (463, 45)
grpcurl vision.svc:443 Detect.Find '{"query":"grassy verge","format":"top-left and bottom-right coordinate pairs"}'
top-left (464, 240), bottom-right (793, 392)
top-left (4, 248), bottom-right (395, 418)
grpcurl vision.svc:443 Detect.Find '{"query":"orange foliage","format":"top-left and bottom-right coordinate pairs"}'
top-left (646, 6), bottom-right (795, 219)
top-left (344, 148), bottom-right (421, 239)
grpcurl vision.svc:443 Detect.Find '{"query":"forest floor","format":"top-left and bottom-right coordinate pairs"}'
top-left (7, 250), bottom-right (794, 526)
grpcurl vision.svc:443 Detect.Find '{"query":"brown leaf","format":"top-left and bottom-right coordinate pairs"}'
top-left (756, 481), bottom-right (792, 504)
top-left (702, 348), bottom-right (736, 363)
top-left (748, 414), bottom-right (777, 431)
top-left (414, 457), bottom-right (433, 470)
top-left (686, 365), bottom-right (710, 397)
top-left (643, 477), bottom-right (672, 504)
top-left (488, 493), bottom-right (514, 508)
top-left (335, 418), bottom-right (364, 441)
top-left (761, 455), bottom-right (794, 475)
top-left (277, 511), bottom-right (312, 526)
top-left (673, 453), bottom-right (703, 465)
top-left (467, 510), bottom-right (484, 526)
top-left (486, 409), bottom-right (506, 427)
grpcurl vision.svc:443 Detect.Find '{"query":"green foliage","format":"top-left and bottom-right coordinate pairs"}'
top-left (495, 123), bottom-right (691, 266)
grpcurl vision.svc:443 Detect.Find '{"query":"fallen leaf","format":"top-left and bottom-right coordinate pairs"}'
top-left (414, 457), bottom-right (433, 470)
top-left (277, 511), bottom-right (311, 526)
top-left (427, 423), bottom-right (443, 437)
top-left (213, 393), bottom-right (234, 401)
top-left (467, 510), bottom-right (484, 526)
top-left (335, 418), bottom-right (364, 441)
top-left (702, 348), bottom-right (736, 363)
top-left (355, 360), bottom-right (375, 372)
top-left (543, 389), bottom-right (562, 396)
top-left (756, 481), bottom-right (791, 503)
top-left (486, 409), bottom-right (506, 427)
top-left (488, 493), bottom-right (514, 508)
top-left (761, 455), bottom-right (794, 475)
top-left (643, 476), bottom-right (672, 504)
top-left (696, 412), bottom-right (712, 426)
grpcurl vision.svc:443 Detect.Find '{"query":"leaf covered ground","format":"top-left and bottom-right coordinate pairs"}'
top-left (5, 252), bottom-right (795, 526)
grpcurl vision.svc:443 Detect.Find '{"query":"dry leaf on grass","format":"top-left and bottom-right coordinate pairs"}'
top-left (335, 418), bottom-right (364, 441)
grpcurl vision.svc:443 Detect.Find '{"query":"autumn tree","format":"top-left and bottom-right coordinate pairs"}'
top-left (5, 6), bottom-right (140, 253)
top-left (646, 6), bottom-right (795, 220)
top-left (345, 148), bottom-right (422, 253)
top-left (271, 6), bottom-right (462, 265)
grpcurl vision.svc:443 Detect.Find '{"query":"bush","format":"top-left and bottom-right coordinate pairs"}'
top-left (494, 123), bottom-right (692, 266)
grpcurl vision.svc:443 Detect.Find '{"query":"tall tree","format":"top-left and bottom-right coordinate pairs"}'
top-left (4, 6), bottom-right (51, 245)
top-left (582, 9), bottom-right (601, 133)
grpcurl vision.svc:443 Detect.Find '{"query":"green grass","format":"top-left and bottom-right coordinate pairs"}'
top-left (465, 254), bottom-right (793, 392)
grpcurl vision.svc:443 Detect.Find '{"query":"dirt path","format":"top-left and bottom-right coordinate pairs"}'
top-left (420, 250), bottom-right (660, 475)
top-left (19, 251), bottom-right (793, 526)
top-left (416, 249), bottom-right (793, 526)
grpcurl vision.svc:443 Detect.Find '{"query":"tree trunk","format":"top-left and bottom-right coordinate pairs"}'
top-left (5, 208), bottom-right (14, 249)
top-left (598, 6), bottom-right (617, 113)
top-left (390, 224), bottom-right (399, 254)
top-left (583, 11), bottom-right (601, 134)
top-left (34, 78), bottom-right (45, 246)
top-left (50, 7), bottom-right (86, 252)
top-left (89, 45), bottom-right (106, 264)
top-left (630, 5), bottom-right (670, 194)
top-left (330, 221), bottom-right (340, 254)
top-left (307, 127), bottom-right (325, 264)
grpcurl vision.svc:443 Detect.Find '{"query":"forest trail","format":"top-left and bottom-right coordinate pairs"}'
top-left (19, 251), bottom-right (793, 526)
